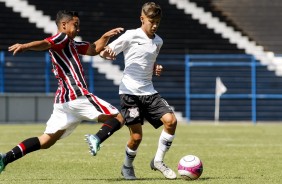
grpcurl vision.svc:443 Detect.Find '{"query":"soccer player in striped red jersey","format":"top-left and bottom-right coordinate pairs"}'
top-left (0, 10), bottom-right (124, 174)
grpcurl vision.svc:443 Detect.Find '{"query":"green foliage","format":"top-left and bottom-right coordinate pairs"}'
top-left (0, 122), bottom-right (282, 184)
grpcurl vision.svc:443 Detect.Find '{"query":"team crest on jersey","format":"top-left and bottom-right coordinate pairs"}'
top-left (129, 107), bottom-right (139, 118)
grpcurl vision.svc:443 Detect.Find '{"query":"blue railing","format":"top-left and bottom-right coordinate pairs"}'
top-left (44, 52), bottom-right (50, 94)
top-left (185, 54), bottom-right (257, 122)
top-left (185, 54), bottom-right (282, 123)
top-left (0, 51), bottom-right (94, 94)
top-left (2, 51), bottom-right (282, 122)
top-left (0, 51), bottom-right (4, 93)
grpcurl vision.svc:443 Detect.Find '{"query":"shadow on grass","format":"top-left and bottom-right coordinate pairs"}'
top-left (30, 176), bottom-right (225, 181)
top-left (5, 176), bottom-right (244, 182)
top-left (81, 178), bottom-right (174, 181)
top-left (81, 176), bottom-right (222, 181)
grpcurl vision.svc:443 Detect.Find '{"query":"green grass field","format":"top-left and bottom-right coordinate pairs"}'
top-left (0, 122), bottom-right (282, 184)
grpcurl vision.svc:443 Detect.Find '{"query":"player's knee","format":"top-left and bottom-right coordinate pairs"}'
top-left (38, 134), bottom-right (58, 149)
top-left (162, 113), bottom-right (177, 129)
top-left (40, 140), bottom-right (57, 149)
top-left (133, 135), bottom-right (142, 144)
top-left (165, 121), bottom-right (177, 132)
top-left (41, 143), bottom-right (51, 149)
top-left (130, 134), bottom-right (142, 146)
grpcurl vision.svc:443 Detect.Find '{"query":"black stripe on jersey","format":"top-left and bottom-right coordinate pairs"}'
top-left (53, 52), bottom-right (82, 97)
top-left (54, 81), bottom-right (70, 103)
top-left (53, 33), bottom-right (67, 44)
top-left (55, 91), bottom-right (60, 103)
top-left (64, 45), bottom-right (87, 89)
top-left (66, 72), bottom-right (82, 96)
top-left (86, 94), bottom-right (103, 113)
top-left (62, 80), bottom-right (70, 102)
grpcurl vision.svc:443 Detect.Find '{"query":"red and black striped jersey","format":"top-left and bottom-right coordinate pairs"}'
top-left (45, 32), bottom-right (90, 103)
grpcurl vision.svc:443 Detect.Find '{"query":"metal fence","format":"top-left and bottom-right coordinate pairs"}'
top-left (0, 51), bottom-right (94, 94)
top-left (186, 54), bottom-right (282, 123)
top-left (1, 51), bottom-right (282, 122)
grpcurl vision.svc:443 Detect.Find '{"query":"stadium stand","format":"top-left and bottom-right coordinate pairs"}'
top-left (213, 0), bottom-right (282, 54)
top-left (1, 0), bottom-right (243, 54)
top-left (0, 2), bottom-right (49, 51)
top-left (189, 0), bottom-right (252, 40)
top-left (4, 52), bottom-right (47, 93)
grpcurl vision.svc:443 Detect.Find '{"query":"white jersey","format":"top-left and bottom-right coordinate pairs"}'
top-left (108, 28), bottom-right (163, 95)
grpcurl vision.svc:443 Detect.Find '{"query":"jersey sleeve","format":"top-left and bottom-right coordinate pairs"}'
top-left (45, 33), bottom-right (69, 51)
top-left (74, 41), bottom-right (90, 55)
top-left (108, 30), bottom-right (132, 55)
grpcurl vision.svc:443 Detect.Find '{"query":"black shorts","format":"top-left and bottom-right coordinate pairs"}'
top-left (120, 93), bottom-right (174, 129)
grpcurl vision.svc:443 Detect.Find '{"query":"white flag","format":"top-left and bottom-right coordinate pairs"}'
top-left (214, 77), bottom-right (227, 123)
top-left (215, 77), bottom-right (227, 97)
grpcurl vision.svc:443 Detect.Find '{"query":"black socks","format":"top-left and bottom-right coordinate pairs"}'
top-left (4, 137), bottom-right (40, 165)
top-left (95, 118), bottom-right (121, 143)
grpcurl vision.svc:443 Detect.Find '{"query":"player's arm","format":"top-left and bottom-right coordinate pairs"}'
top-left (99, 46), bottom-right (117, 60)
top-left (99, 30), bottom-right (131, 60)
top-left (86, 27), bottom-right (124, 56)
top-left (8, 40), bottom-right (51, 55)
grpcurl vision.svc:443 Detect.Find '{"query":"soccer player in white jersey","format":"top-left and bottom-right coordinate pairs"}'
top-left (99, 2), bottom-right (177, 180)
top-left (0, 10), bottom-right (125, 174)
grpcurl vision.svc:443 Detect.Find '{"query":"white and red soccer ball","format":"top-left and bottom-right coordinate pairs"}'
top-left (177, 155), bottom-right (203, 180)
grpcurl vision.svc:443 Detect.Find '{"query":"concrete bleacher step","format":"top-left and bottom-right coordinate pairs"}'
top-left (1, 0), bottom-right (243, 54)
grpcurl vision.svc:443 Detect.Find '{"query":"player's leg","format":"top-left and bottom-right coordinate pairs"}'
top-left (146, 94), bottom-right (177, 179)
top-left (96, 113), bottom-right (124, 143)
top-left (121, 123), bottom-right (142, 180)
top-left (39, 130), bottom-right (66, 149)
top-left (155, 112), bottom-right (177, 162)
top-left (83, 94), bottom-right (124, 156)
top-left (85, 113), bottom-right (124, 155)
top-left (0, 136), bottom-right (41, 174)
top-left (0, 130), bottom-right (65, 174)
top-left (150, 112), bottom-right (177, 179)
top-left (0, 99), bottom-right (83, 174)
top-left (119, 94), bottom-right (143, 180)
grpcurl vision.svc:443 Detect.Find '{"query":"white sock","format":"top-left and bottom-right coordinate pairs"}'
top-left (124, 146), bottom-right (137, 167)
top-left (154, 130), bottom-right (175, 162)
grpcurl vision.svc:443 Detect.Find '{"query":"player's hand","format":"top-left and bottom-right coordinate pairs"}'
top-left (8, 43), bottom-right (27, 55)
top-left (154, 64), bottom-right (163, 76)
top-left (103, 27), bottom-right (124, 38)
top-left (100, 46), bottom-right (117, 60)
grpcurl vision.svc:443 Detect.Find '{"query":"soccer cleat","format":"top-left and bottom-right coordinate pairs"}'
top-left (84, 134), bottom-right (100, 156)
top-left (0, 153), bottom-right (6, 174)
top-left (150, 158), bottom-right (177, 179)
top-left (121, 165), bottom-right (137, 180)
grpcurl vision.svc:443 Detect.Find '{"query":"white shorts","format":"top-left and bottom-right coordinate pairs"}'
top-left (44, 94), bottom-right (119, 139)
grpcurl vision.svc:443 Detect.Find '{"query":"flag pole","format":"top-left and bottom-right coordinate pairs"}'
top-left (214, 94), bottom-right (220, 124)
top-left (214, 77), bottom-right (227, 125)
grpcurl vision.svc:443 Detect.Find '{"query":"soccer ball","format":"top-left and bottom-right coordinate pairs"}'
top-left (177, 155), bottom-right (203, 180)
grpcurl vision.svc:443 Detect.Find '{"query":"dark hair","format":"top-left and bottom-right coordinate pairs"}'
top-left (141, 2), bottom-right (162, 18)
top-left (55, 10), bottom-right (79, 26)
